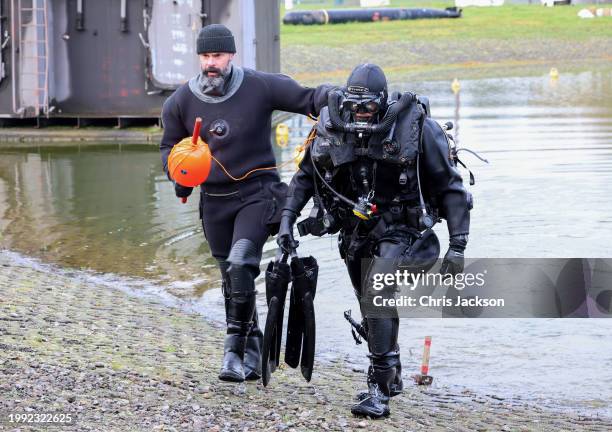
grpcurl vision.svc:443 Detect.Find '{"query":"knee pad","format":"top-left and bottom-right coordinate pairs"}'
top-left (368, 350), bottom-right (401, 397)
top-left (217, 259), bottom-right (231, 299)
top-left (362, 256), bottom-right (400, 320)
top-left (227, 239), bottom-right (262, 271)
top-left (227, 239), bottom-right (261, 299)
top-left (367, 318), bottom-right (399, 358)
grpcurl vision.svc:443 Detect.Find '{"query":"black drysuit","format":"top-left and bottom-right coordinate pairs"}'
top-left (283, 104), bottom-right (471, 395)
top-left (160, 66), bottom-right (330, 381)
top-left (160, 68), bottom-right (329, 261)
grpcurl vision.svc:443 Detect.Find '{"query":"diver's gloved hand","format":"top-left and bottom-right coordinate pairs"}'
top-left (440, 234), bottom-right (468, 276)
top-left (277, 210), bottom-right (299, 254)
top-left (174, 182), bottom-right (193, 199)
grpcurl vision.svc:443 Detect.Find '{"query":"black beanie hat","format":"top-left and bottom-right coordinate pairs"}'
top-left (346, 63), bottom-right (387, 97)
top-left (197, 24), bottom-right (236, 54)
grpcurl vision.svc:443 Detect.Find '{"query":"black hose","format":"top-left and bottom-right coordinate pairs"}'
top-left (283, 8), bottom-right (462, 25)
top-left (326, 90), bottom-right (347, 131)
top-left (309, 143), bottom-right (357, 209)
top-left (327, 90), bottom-right (415, 135)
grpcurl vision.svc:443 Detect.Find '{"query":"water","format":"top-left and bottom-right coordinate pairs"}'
top-left (1, 67), bottom-right (611, 417)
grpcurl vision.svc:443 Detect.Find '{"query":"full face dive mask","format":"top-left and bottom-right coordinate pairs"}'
top-left (341, 92), bottom-right (385, 116)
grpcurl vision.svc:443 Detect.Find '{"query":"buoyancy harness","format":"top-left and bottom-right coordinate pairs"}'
top-left (297, 92), bottom-right (437, 237)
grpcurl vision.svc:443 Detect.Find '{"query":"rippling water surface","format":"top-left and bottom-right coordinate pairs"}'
top-left (1, 68), bottom-right (611, 416)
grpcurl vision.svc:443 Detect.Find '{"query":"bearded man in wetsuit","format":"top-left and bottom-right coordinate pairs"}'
top-left (160, 24), bottom-right (331, 383)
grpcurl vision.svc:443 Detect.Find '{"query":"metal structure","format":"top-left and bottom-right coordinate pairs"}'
top-left (12, 0), bottom-right (49, 117)
top-left (0, 0), bottom-right (280, 123)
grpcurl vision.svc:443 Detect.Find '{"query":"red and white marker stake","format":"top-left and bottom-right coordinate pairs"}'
top-left (413, 336), bottom-right (434, 385)
top-left (421, 335), bottom-right (432, 375)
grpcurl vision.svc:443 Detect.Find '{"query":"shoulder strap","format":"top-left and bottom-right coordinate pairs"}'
top-left (416, 95), bottom-right (431, 117)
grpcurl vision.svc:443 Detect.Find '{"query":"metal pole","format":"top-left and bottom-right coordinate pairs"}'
top-left (42, 0), bottom-right (49, 116)
top-left (76, 0), bottom-right (84, 31)
top-left (11, 0), bottom-right (19, 114)
top-left (120, 0), bottom-right (128, 32)
top-left (0, 0), bottom-right (4, 81)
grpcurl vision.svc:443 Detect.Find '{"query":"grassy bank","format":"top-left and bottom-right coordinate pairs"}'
top-left (280, 3), bottom-right (612, 83)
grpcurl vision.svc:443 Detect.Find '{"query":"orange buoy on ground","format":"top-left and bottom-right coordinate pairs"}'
top-left (167, 117), bottom-right (212, 187)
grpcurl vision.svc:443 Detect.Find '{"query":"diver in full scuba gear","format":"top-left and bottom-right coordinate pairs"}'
top-left (277, 63), bottom-right (472, 418)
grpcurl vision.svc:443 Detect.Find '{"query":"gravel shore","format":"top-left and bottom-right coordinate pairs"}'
top-left (1, 250), bottom-right (611, 431)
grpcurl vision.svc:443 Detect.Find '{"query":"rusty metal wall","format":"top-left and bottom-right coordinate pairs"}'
top-left (0, 0), bottom-right (280, 120)
top-left (54, 0), bottom-right (164, 116)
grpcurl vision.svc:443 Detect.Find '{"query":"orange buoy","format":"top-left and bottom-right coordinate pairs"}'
top-left (167, 117), bottom-right (212, 187)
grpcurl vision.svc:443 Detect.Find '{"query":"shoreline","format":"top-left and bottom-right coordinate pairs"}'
top-left (2, 248), bottom-right (611, 431)
top-left (0, 128), bottom-right (163, 146)
top-left (0, 112), bottom-right (293, 146)
top-left (1, 55), bottom-right (610, 145)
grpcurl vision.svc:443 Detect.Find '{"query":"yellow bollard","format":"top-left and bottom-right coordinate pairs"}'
top-left (549, 68), bottom-right (559, 79)
top-left (451, 78), bottom-right (461, 94)
top-left (276, 123), bottom-right (289, 148)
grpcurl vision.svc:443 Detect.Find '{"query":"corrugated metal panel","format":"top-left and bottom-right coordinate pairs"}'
top-left (0, 0), bottom-right (280, 119)
top-left (255, 0), bottom-right (280, 73)
top-left (147, 0), bottom-right (202, 89)
top-left (0, 0), bottom-right (12, 115)
top-left (240, 0), bottom-right (256, 69)
top-left (16, 0), bottom-right (49, 116)
top-left (51, 0), bottom-right (164, 116)
top-left (0, 0), bottom-right (5, 83)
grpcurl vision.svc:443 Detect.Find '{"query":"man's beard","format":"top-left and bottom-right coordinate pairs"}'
top-left (201, 63), bottom-right (232, 91)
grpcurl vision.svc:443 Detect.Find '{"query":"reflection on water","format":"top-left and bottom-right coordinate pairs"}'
top-left (1, 68), bottom-right (612, 416)
top-left (0, 146), bottom-right (218, 293)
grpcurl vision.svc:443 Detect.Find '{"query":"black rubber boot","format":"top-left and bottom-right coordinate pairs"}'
top-left (351, 369), bottom-right (391, 419)
top-left (218, 261), bottom-right (257, 383)
top-left (243, 307), bottom-right (263, 381)
top-left (356, 363), bottom-right (403, 401)
top-left (351, 353), bottom-right (399, 419)
top-left (219, 318), bottom-right (249, 382)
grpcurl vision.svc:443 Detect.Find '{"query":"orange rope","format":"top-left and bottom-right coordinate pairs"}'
top-left (212, 126), bottom-right (318, 182)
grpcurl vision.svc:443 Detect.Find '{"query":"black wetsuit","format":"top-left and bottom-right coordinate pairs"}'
top-left (160, 67), bottom-right (329, 259)
top-left (160, 66), bottom-right (330, 382)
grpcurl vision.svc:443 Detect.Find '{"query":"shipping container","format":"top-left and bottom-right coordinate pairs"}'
top-left (0, 0), bottom-right (280, 124)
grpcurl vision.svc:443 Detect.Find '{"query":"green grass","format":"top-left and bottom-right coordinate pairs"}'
top-left (281, 4), bottom-right (612, 47)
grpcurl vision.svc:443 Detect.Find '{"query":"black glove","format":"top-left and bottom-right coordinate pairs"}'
top-left (277, 210), bottom-right (299, 254)
top-left (440, 234), bottom-right (468, 277)
top-left (174, 182), bottom-right (193, 199)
